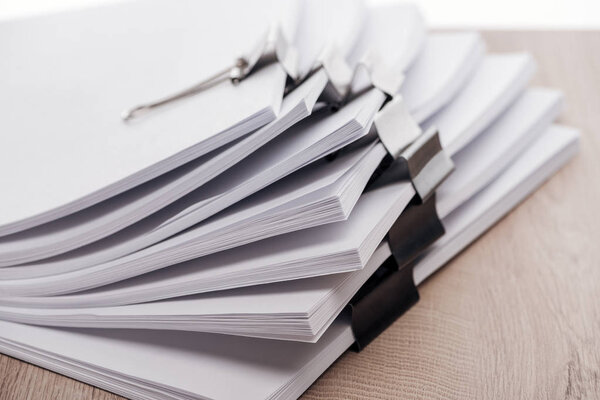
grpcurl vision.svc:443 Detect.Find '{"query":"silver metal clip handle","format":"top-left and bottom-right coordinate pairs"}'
top-left (121, 24), bottom-right (297, 122)
top-left (121, 58), bottom-right (249, 122)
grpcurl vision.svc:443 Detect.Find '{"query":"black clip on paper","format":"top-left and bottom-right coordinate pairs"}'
top-left (368, 126), bottom-right (454, 202)
top-left (349, 127), bottom-right (453, 351)
top-left (349, 193), bottom-right (445, 351)
top-left (349, 256), bottom-right (418, 352)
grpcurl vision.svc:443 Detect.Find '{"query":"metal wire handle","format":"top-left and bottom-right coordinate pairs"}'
top-left (121, 58), bottom-right (249, 122)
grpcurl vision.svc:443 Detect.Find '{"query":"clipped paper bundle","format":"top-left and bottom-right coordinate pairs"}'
top-left (0, 1), bottom-right (578, 399)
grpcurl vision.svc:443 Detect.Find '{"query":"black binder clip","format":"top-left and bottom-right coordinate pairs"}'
top-left (121, 25), bottom-right (298, 121)
top-left (348, 192), bottom-right (445, 351)
top-left (349, 256), bottom-right (419, 352)
top-left (349, 125), bottom-right (453, 351)
top-left (368, 125), bottom-right (454, 202)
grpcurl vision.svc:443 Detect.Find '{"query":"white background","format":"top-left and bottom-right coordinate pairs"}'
top-left (0, 0), bottom-right (599, 28)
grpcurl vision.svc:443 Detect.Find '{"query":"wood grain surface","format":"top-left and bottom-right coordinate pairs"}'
top-left (1, 31), bottom-right (599, 400)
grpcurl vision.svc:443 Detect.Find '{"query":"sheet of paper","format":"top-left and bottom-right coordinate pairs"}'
top-left (348, 3), bottom-right (425, 92)
top-left (0, 0), bottom-right (289, 236)
top-left (0, 317), bottom-right (356, 400)
top-left (401, 32), bottom-right (485, 123)
top-left (415, 124), bottom-right (579, 284)
top-left (436, 88), bottom-right (563, 217)
top-left (294, 0), bottom-right (366, 78)
top-left (429, 53), bottom-right (536, 155)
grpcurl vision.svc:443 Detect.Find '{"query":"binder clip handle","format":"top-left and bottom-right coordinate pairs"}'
top-left (230, 58), bottom-right (251, 85)
top-left (122, 25), bottom-right (295, 122)
top-left (121, 59), bottom-right (247, 122)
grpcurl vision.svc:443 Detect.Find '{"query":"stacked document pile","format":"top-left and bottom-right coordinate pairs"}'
top-left (0, 0), bottom-right (578, 399)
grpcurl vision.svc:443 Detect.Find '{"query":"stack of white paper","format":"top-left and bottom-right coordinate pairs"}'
top-left (0, 86), bottom-right (563, 305)
top-left (0, 1), bottom-right (579, 399)
top-left (0, 47), bottom-right (527, 290)
top-left (0, 124), bottom-right (579, 400)
top-left (0, 29), bottom-right (478, 268)
top-left (0, 0), bottom-right (289, 236)
top-left (0, 87), bottom-right (566, 336)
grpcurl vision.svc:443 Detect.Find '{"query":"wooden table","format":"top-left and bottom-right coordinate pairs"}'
top-left (1, 31), bottom-right (599, 400)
